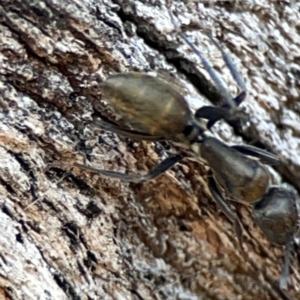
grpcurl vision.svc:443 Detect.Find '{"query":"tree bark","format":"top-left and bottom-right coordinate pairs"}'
top-left (0, 0), bottom-right (299, 299)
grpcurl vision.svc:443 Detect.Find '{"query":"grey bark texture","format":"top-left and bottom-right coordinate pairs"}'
top-left (0, 0), bottom-right (300, 299)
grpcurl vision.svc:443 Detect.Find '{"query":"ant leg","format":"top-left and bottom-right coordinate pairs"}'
top-left (168, 8), bottom-right (248, 129)
top-left (167, 7), bottom-right (235, 108)
top-left (195, 105), bottom-right (249, 130)
top-left (178, 31), bottom-right (249, 128)
top-left (231, 144), bottom-right (279, 165)
top-left (176, 31), bottom-right (235, 108)
top-left (279, 237), bottom-right (293, 290)
top-left (206, 33), bottom-right (247, 101)
top-left (193, 33), bottom-right (249, 129)
top-left (93, 119), bottom-right (165, 141)
top-left (208, 174), bottom-right (244, 250)
top-left (72, 154), bottom-right (183, 183)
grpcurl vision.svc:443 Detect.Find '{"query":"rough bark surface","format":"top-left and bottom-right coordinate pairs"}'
top-left (0, 0), bottom-right (300, 299)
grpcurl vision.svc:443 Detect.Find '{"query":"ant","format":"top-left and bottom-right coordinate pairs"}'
top-left (69, 8), bottom-right (298, 290)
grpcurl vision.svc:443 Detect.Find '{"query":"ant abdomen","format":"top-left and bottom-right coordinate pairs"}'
top-left (100, 73), bottom-right (192, 138)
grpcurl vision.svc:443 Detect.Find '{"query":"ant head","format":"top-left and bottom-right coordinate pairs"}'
top-left (253, 187), bottom-right (299, 245)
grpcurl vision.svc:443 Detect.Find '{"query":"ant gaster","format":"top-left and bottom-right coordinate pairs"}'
top-left (71, 10), bottom-right (298, 290)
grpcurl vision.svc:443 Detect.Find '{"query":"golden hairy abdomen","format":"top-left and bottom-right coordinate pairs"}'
top-left (100, 73), bottom-right (192, 137)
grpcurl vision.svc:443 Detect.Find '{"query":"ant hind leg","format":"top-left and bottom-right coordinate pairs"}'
top-left (195, 105), bottom-right (249, 130)
top-left (169, 8), bottom-right (249, 130)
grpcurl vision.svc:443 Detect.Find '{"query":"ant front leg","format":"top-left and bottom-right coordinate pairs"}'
top-left (252, 187), bottom-right (298, 290)
top-left (72, 154), bottom-right (183, 183)
top-left (208, 173), bottom-right (244, 250)
top-left (280, 237), bottom-right (293, 290)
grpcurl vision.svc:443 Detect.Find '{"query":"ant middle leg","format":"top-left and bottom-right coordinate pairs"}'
top-left (231, 144), bottom-right (279, 165)
top-left (72, 153), bottom-right (183, 183)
